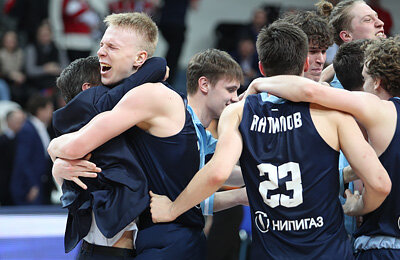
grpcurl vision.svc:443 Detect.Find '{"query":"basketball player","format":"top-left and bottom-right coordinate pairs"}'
top-left (48, 21), bottom-right (242, 260)
top-left (244, 36), bottom-right (400, 259)
top-left (149, 21), bottom-right (391, 259)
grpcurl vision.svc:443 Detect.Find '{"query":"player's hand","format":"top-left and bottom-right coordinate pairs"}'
top-left (149, 191), bottom-right (177, 223)
top-left (52, 154), bottom-right (101, 190)
top-left (342, 189), bottom-right (363, 216)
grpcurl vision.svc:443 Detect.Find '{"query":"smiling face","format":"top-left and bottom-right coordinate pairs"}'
top-left (304, 44), bottom-right (327, 82)
top-left (347, 2), bottom-right (386, 41)
top-left (207, 77), bottom-right (240, 119)
top-left (97, 25), bottom-right (143, 86)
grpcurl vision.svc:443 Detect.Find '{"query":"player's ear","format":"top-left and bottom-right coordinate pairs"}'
top-left (258, 61), bottom-right (266, 76)
top-left (198, 76), bottom-right (209, 94)
top-left (339, 30), bottom-right (352, 43)
top-left (82, 82), bottom-right (91, 91)
top-left (303, 56), bottom-right (310, 73)
top-left (374, 77), bottom-right (382, 91)
top-left (134, 50), bottom-right (148, 67)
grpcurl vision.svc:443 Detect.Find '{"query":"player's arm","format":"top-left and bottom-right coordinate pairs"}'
top-left (245, 76), bottom-right (385, 130)
top-left (223, 165), bottom-right (244, 187)
top-left (319, 64), bottom-right (335, 83)
top-left (337, 112), bottom-right (391, 216)
top-left (213, 187), bottom-right (248, 212)
top-left (48, 83), bottom-right (165, 160)
top-left (150, 101), bottom-right (245, 223)
top-left (99, 57), bottom-right (167, 110)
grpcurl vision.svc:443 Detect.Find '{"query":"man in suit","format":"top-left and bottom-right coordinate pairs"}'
top-left (10, 95), bottom-right (53, 205)
top-left (0, 108), bottom-right (26, 205)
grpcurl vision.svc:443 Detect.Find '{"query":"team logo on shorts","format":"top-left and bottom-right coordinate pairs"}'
top-left (255, 211), bottom-right (270, 233)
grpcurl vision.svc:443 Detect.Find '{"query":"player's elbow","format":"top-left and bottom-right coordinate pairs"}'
top-left (208, 167), bottom-right (231, 187)
top-left (372, 170), bottom-right (392, 197)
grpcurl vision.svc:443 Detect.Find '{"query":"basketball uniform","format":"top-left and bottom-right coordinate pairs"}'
top-left (238, 93), bottom-right (353, 259)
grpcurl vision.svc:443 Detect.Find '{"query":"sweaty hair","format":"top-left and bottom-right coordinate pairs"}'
top-left (281, 10), bottom-right (333, 50)
top-left (56, 56), bottom-right (101, 103)
top-left (364, 36), bottom-right (400, 97)
top-left (104, 12), bottom-right (158, 57)
top-left (26, 94), bottom-right (52, 116)
top-left (256, 21), bottom-right (308, 76)
top-left (186, 49), bottom-right (243, 95)
top-left (333, 39), bottom-right (372, 91)
top-left (316, 0), bottom-right (364, 45)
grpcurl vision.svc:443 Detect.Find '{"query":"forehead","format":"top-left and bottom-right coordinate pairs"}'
top-left (101, 26), bottom-right (138, 46)
top-left (349, 2), bottom-right (377, 20)
top-left (214, 76), bottom-right (241, 87)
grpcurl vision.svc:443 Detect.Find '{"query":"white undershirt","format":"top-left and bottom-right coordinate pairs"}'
top-left (83, 212), bottom-right (138, 248)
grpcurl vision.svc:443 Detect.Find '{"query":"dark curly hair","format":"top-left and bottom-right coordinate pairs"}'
top-left (364, 36), bottom-right (400, 97)
top-left (281, 10), bottom-right (333, 50)
top-left (316, 0), bottom-right (364, 46)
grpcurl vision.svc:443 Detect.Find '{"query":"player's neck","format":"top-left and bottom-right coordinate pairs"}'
top-left (188, 95), bottom-right (213, 128)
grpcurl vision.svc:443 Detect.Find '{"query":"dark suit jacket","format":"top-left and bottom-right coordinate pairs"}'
top-left (10, 119), bottom-right (52, 205)
top-left (52, 57), bottom-right (166, 253)
top-left (0, 133), bottom-right (17, 205)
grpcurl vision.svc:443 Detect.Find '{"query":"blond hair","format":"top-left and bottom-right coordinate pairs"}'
top-left (104, 12), bottom-right (158, 56)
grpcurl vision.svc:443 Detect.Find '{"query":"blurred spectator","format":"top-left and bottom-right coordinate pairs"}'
top-left (0, 79), bottom-right (10, 101)
top-left (25, 22), bottom-right (68, 93)
top-left (231, 37), bottom-right (261, 94)
top-left (10, 94), bottom-right (54, 205)
top-left (62, 0), bottom-right (101, 62)
top-left (0, 30), bottom-right (30, 105)
top-left (239, 8), bottom-right (268, 43)
top-left (0, 108), bottom-right (25, 206)
top-left (3, 0), bottom-right (49, 44)
top-left (158, 0), bottom-right (199, 84)
top-left (108, 0), bottom-right (156, 15)
top-left (368, 0), bottom-right (393, 36)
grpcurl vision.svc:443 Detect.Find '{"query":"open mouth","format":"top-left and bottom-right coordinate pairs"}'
top-left (376, 31), bottom-right (385, 38)
top-left (100, 63), bottom-right (112, 73)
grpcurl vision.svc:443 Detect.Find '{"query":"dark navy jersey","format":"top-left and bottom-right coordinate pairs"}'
top-left (355, 97), bottom-right (400, 239)
top-left (129, 83), bottom-right (204, 229)
top-left (239, 94), bottom-right (353, 259)
top-left (52, 57), bottom-right (166, 252)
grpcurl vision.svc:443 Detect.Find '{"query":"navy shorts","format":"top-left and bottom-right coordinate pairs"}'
top-left (135, 223), bottom-right (206, 260)
top-left (355, 248), bottom-right (400, 260)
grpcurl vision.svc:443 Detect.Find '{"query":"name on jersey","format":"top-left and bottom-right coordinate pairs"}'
top-left (250, 112), bottom-right (302, 134)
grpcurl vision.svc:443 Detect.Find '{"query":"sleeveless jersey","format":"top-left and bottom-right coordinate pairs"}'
top-left (128, 83), bottom-right (204, 229)
top-left (239, 94), bottom-right (353, 259)
top-left (355, 97), bottom-right (400, 239)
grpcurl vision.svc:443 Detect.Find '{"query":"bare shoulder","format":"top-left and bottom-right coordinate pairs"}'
top-left (221, 100), bottom-right (245, 121)
top-left (309, 103), bottom-right (351, 152)
top-left (310, 103), bottom-right (352, 121)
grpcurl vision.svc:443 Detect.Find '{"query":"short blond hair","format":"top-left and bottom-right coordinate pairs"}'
top-left (104, 12), bottom-right (158, 56)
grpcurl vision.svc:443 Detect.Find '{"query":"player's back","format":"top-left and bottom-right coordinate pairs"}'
top-left (127, 83), bottom-right (204, 230)
top-left (239, 93), bottom-right (353, 259)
